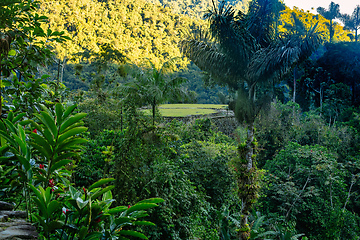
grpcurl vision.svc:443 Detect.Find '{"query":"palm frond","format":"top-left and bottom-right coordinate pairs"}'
top-left (248, 27), bottom-right (321, 84)
top-left (246, 0), bottom-right (282, 47)
top-left (205, 1), bottom-right (258, 67)
top-left (181, 38), bottom-right (242, 88)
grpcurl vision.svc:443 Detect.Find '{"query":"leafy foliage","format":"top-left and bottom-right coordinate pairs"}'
top-left (261, 142), bottom-right (360, 239)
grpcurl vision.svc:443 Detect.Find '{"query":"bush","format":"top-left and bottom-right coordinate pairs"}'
top-left (261, 142), bottom-right (360, 239)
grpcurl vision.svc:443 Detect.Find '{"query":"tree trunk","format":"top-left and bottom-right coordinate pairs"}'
top-left (245, 123), bottom-right (254, 171)
top-left (355, 29), bottom-right (358, 42)
top-left (152, 98), bottom-right (156, 127)
top-left (292, 67), bottom-right (296, 102)
top-left (239, 122), bottom-right (255, 240)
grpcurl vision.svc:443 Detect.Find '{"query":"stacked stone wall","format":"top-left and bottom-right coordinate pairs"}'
top-left (0, 201), bottom-right (38, 239)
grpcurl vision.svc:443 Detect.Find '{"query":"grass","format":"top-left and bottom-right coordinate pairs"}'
top-left (142, 104), bottom-right (228, 117)
top-left (158, 104), bottom-right (228, 109)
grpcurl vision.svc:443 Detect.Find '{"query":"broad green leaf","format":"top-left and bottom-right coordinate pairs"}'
top-left (7, 112), bottom-right (13, 122)
top-left (102, 189), bottom-right (113, 201)
top-left (17, 156), bottom-right (31, 171)
top-left (42, 128), bottom-right (55, 145)
top-left (133, 221), bottom-right (156, 226)
top-left (4, 119), bottom-right (16, 135)
top-left (50, 159), bottom-right (72, 172)
top-left (91, 185), bottom-right (115, 200)
top-left (84, 232), bottom-right (102, 240)
top-left (59, 113), bottom-right (87, 133)
top-left (69, 186), bottom-right (79, 199)
top-left (0, 145), bottom-right (9, 154)
top-left (13, 113), bottom-right (26, 123)
top-left (108, 206), bottom-right (128, 214)
top-left (127, 203), bottom-right (158, 214)
top-left (45, 187), bottom-right (52, 205)
top-left (55, 104), bottom-right (63, 125)
top-left (30, 133), bottom-right (52, 155)
top-left (29, 141), bottom-right (51, 160)
top-left (17, 124), bottom-right (26, 142)
top-left (30, 185), bottom-right (46, 206)
top-left (40, 112), bottom-right (58, 139)
top-left (118, 237), bottom-right (131, 240)
top-left (114, 217), bottom-right (135, 226)
top-left (33, 214), bottom-right (46, 229)
top-left (88, 178), bottom-right (115, 191)
top-left (138, 198), bottom-right (164, 204)
top-left (128, 211), bottom-right (148, 219)
top-left (48, 220), bottom-right (63, 232)
top-left (78, 226), bottom-right (88, 240)
top-left (0, 120), bottom-right (6, 131)
top-left (67, 199), bottom-right (80, 211)
top-left (56, 138), bottom-right (88, 153)
top-left (119, 230), bottom-right (148, 239)
top-left (62, 104), bottom-right (77, 120)
top-left (33, 198), bottom-right (46, 216)
top-left (53, 152), bottom-right (77, 163)
top-left (39, 104), bottom-right (54, 118)
top-left (47, 200), bottom-right (60, 216)
top-left (0, 130), bottom-right (16, 146)
top-left (76, 197), bottom-right (89, 209)
top-left (13, 135), bottom-right (26, 155)
top-left (0, 157), bottom-right (10, 163)
top-left (57, 127), bottom-right (87, 144)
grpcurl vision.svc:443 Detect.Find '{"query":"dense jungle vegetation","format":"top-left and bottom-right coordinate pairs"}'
top-left (1, 0), bottom-right (360, 239)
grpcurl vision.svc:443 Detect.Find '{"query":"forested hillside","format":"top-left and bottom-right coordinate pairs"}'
top-left (37, 0), bottom-right (351, 103)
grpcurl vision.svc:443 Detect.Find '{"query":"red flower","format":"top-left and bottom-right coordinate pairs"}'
top-left (128, 205), bottom-right (131, 209)
top-left (49, 179), bottom-right (55, 188)
top-left (32, 129), bottom-right (37, 134)
top-left (83, 187), bottom-right (86, 193)
top-left (39, 164), bottom-right (44, 169)
top-left (62, 209), bottom-right (69, 214)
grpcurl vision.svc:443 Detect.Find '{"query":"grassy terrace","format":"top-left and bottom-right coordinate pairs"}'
top-left (142, 104), bottom-right (228, 117)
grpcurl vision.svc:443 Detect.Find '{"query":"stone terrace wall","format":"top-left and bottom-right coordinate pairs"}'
top-left (164, 114), bottom-right (238, 137)
top-left (0, 201), bottom-right (38, 239)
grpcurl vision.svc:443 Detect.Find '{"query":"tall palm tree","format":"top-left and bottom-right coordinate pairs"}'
top-left (122, 58), bottom-right (187, 126)
top-left (283, 12), bottom-right (310, 102)
top-left (340, 5), bottom-right (360, 42)
top-left (317, 2), bottom-right (341, 42)
top-left (181, 0), bottom-right (321, 239)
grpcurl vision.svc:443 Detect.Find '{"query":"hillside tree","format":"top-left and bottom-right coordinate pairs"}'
top-left (340, 5), bottom-right (360, 42)
top-left (181, 0), bottom-right (321, 238)
top-left (317, 1), bottom-right (341, 43)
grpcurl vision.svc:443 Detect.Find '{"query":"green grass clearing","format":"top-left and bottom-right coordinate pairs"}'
top-left (142, 104), bottom-right (228, 117)
top-left (158, 104), bottom-right (228, 109)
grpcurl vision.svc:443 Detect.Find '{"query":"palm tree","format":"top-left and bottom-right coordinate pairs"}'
top-left (317, 2), bottom-right (341, 42)
top-left (122, 58), bottom-right (187, 126)
top-left (181, 0), bottom-right (321, 239)
top-left (340, 5), bottom-right (360, 42)
top-left (283, 12), bottom-right (310, 102)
